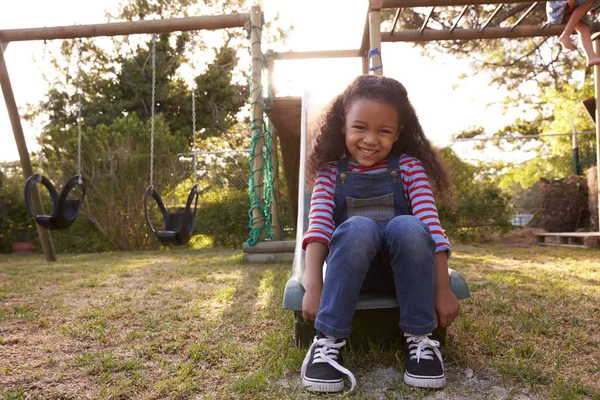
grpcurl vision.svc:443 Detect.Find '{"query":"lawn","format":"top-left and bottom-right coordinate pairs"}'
top-left (1, 244), bottom-right (599, 399)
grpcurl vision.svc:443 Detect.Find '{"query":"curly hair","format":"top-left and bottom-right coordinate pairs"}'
top-left (307, 74), bottom-right (453, 206)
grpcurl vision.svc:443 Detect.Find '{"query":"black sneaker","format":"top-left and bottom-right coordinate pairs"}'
top-left (402, 333), bottom-right (446, 388)
top-left (301, 333), bottom-right (356, 393)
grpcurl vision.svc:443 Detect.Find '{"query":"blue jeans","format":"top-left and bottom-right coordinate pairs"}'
top-left (314, 216), bottom-right (437, 338)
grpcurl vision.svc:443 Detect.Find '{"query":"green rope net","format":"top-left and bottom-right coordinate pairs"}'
top-left (246, 14), bottom-right (283, 246)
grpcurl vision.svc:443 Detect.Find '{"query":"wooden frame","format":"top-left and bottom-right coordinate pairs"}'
top-left (1, 11), bottom-right (255, 261)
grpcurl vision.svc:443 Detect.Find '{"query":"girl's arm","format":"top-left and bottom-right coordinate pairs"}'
top-left (301, 164), bottom-right (337, 322)
top-left (302, 241), bottom-right (328, 321)
top-left (434, 252), bottom-right (460, 328)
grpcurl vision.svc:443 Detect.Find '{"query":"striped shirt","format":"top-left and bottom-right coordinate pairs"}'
top-left (302, 154), bottom-right (451, 254)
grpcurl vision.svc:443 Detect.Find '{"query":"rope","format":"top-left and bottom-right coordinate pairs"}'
top-left (76, 38), bottom-right (83, 183)
top-left (191, 32), bottom-right (197, 185)
top-left (38, 40), bottom-right (48, 180)
top-left (149, 33), bottom-right (156, 188)
top-left (245, 14), bottom-right (283, 245)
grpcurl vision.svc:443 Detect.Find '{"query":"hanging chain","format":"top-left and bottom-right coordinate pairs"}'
top-left (38, 40), bottom-right (48, 180)
top-left (191, 32), bottom-right (197, 185)
top-left (76, 38), bottom-right (83, 183)
top-left (150, 33), bottom-right (157, 187)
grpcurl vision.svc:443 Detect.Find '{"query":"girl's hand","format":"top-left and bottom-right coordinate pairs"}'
top-left (302, 288), bottom-right (321, 322)
top-left (434, 287), bottom-right (460, 328)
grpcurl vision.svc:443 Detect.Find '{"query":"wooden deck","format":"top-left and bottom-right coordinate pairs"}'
top-left (534, 232), bottom-right (600, 248)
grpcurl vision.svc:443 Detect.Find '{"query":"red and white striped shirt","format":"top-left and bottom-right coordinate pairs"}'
top-left (302, 154), bottom-right (451, 254)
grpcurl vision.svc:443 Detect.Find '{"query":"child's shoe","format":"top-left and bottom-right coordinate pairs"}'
top-left (301, 333), bottom-right (356, 393)
top-left (402, 333), bottom-right (446, 388)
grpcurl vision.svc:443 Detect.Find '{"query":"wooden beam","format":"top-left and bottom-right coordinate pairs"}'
top-left (380, 0), bottom-right (546, 7)
top-left (242, 240), bottom-right (295, 253)
top-left (369, 10), bottom-right (383, 75)
top-left (382, 24), bottom-right (564, 42)
top-left (275, 49), bottom-right (361, 60)
top-left (450, 6), bottom-right (468, 33)
top-left (480, 4), bottom-right (503, 31)
top-left (0, 44), bottom-right (56, 261)
top-left (509, 2), bottom-right (539, 31)
top-left (0, 14), bottom-right (249, 42)
top-left (420, 7), bottom-right (436, 34)
top-left (360, 4), bottom-right (371, 55)
top-left (1, 42), bottom-right (8, 52)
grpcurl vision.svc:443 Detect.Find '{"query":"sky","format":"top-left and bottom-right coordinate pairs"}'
top-left (0, 0), bottom-right (520, 163)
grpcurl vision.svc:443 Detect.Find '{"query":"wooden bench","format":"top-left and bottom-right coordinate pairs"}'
top-left (534, 232), bottom-right (600, 248)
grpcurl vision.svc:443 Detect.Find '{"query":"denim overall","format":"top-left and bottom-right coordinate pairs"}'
top-left (313, 156), bottom-right (437, 338)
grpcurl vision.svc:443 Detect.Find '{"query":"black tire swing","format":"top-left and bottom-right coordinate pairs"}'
top-left (144, 33), bottom-right (199, 246)
top-left (24, 40), bottom-right (86, 230)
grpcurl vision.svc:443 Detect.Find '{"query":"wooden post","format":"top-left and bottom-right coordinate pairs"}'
top-left (362, 56), bottom-right (369, 74)
top-left (266, 49), bottom-right (281, 241)
top-left (594, 38), bottom-right (600, 234)
top-left (0, 44), bottom-right (56, 261)
top-left (249, 6), bottom-right (265, 239)
top-left (369, 8), bottom-right (383, 75)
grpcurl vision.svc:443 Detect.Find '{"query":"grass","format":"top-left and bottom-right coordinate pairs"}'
top-left (0, 244), bottom-right (599, 399)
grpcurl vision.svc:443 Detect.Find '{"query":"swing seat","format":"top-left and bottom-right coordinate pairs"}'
top-left (144, 184), bottom-right (199, 246)
top-left (24, 174), bottom-right (86, 230)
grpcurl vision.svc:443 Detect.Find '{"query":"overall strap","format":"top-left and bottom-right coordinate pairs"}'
top-left (386, 155), bottom-right (400, 171)
top-left (337, 157), bottom-right (349, 173)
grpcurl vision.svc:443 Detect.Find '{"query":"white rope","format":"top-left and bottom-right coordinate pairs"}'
top-left (38, 40), bottom-right (48, 181)
top-left (191, 32), bottom-right (197, 184)
top-left (150, 33), bottom-right (156, 187)
top-left (76, 39), bottom-right (83, 183)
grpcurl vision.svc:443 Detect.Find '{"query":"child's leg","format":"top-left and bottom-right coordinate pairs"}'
top-left (383, 215), bottom-right (436, 335)
top-left (574, 21), bottom-right (600, 65)
top-left (560, 0), bottom-right (595, 50)
top-left (302, 216), bottom-right (380, 393)
top-left (384, 215), bottom-right (445, 389)
top-left (314, 216), bottom-right (382, 338)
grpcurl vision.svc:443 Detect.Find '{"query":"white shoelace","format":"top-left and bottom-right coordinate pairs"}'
top-left (405, 335), bottom-right (444, 370)
top-left (301, 336), bottom-right (357, 393)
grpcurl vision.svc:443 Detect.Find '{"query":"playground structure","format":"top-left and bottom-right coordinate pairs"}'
top-left (1, 1), bottom-right (600, 343)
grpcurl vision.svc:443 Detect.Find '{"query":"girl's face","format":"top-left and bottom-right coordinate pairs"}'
top-left (343, 98), bottom-right (401, 167)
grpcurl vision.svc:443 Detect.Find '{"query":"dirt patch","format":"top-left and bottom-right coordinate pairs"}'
top-left (357, 366), bottom-right (539, 399)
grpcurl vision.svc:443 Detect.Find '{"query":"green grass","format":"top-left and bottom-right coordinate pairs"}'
top-left (1, 244), bottom-right (600, 399)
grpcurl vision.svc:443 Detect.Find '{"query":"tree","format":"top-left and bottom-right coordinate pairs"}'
top-left (384, 5), bottom-right (594, 106)
top-left (28, 0), bottom-right (289, 250)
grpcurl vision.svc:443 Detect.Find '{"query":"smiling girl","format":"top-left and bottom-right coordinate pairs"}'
top-left (299, 75), bottom-right (459, 393)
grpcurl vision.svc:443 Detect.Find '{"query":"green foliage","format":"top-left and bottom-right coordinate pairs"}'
top-left (438, 148), bottom-right (513, 242)
top-left (50, 218), bottom-right (113, 254)
top-left (195, 187), bottom-right (249, 247)
top-left (0, 169), bottom-right (36, 252)
top-left (382, 5), bottom-right (592, 107)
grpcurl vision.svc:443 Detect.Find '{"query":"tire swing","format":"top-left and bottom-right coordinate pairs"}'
top-left (24, 40), bottom-right (86, 230)
top-left (144, 33), bottom-right (199, 246)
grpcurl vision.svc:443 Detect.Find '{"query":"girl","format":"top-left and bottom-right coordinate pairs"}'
top-left (300, 75), bottom-right (459, 393)
top-left (547, 0), bottom-right (600, 66)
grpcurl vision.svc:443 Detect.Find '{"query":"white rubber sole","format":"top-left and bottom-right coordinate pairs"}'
top-left (404, 372), bottom-right (446, 388)
top-left (302, 376), bottom-right (344, 392)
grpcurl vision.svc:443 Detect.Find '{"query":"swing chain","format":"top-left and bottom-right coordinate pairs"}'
top-left (37, 39), bottom-right (48, 182)
top-left (76, 38), bottom-right (83, 184)
top-left (191, 32), bottom-right (197, 185)
top-left (150, 33), bottom-right (156, 188)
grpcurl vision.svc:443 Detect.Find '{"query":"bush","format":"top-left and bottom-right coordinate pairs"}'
top-left (438, 148), bottom-right (513, 243)
top-left (195, 187), bottom-right (250, 247)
